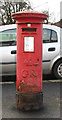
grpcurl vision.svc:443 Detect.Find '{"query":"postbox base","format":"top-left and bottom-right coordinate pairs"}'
top-left (16, 92), bottom-right (43, 111)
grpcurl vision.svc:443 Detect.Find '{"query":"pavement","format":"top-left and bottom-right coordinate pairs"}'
top-left (0, 75), bottom-right (61, 119)
top-left (1, 80), bottom-right (61, 119)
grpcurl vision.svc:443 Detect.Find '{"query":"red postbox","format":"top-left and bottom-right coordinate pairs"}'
top-left (12, 11), bottom-right (47, 110)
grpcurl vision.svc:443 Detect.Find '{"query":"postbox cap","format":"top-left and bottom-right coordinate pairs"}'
top-left (12, 10), bottom-right (48, 20)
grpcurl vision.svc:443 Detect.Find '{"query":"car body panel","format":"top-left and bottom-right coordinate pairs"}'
top-left (0, 46), bottom-right (17, 75)
top-left (42, 24), bottom-right (60, 74)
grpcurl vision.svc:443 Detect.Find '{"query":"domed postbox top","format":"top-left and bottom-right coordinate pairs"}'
top-left (12, 11), bottom-right (48, 23)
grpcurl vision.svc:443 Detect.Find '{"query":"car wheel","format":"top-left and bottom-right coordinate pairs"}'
top-left (53, 60), bottom-right (62, 79)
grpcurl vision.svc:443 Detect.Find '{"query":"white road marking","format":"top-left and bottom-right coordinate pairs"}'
top-left (0, 82), bottom-right (15, 84)
top-left (43, 80), bottom-right (62, 83)
top-left (0, 80), bottom-right (62, 84)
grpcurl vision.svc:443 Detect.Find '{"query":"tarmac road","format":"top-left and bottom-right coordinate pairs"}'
top-left (1, 76), bottom-right (61, 119)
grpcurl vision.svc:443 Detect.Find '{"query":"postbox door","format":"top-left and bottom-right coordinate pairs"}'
top-left (17, 24), bottom-right (42, 93)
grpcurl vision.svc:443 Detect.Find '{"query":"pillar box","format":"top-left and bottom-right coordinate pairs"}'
top-left (12, 11), bottom-right (47, 111)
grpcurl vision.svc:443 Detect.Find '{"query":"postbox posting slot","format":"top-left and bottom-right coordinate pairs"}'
top-left (24, 36), bottom-right (34, 52)
top-left (22, 28), bottom-right (36, 32)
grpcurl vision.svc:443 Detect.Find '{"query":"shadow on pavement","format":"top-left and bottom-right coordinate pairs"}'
top-left (2, 75), bottom-right (16, 82)
top-left (2, 74), bottom-right (56, 82)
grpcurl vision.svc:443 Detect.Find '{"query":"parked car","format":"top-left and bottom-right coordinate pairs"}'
top-left (0, 24), bottom-right (62, 79)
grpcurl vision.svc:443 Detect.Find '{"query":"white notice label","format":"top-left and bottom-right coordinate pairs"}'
top-left (24, 37), bottom-right (34, 52)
